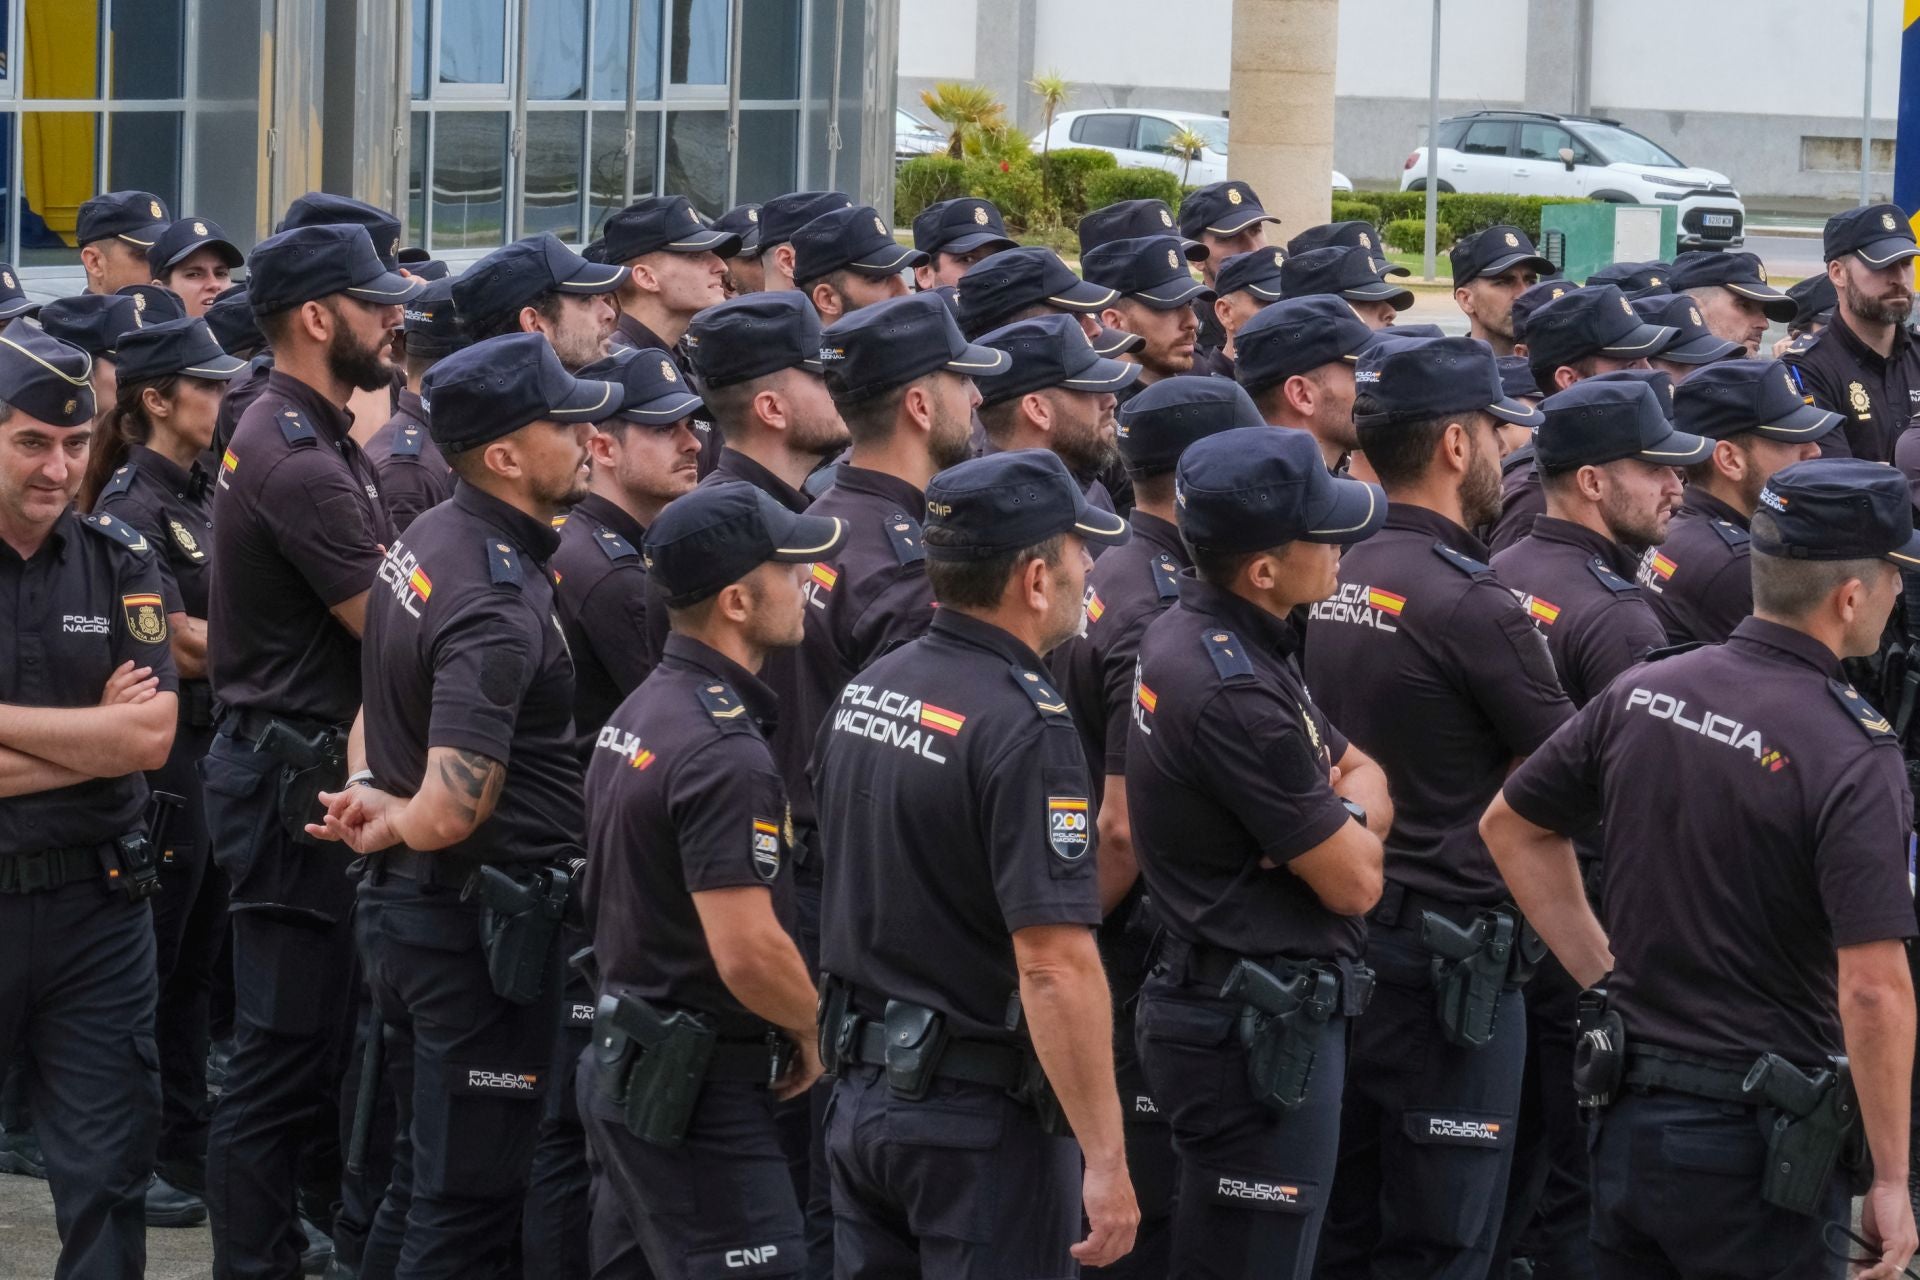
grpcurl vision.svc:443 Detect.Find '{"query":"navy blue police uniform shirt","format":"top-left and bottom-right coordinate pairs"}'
top-left (1783, 315), bottom-right (1920, 463)
top-left (813, 609), bottom-right (1104, 1041)
top-left (551, 492), bottom-right (656, 758)
top-left (1487, 446), bottom-right (1543, 554)
top-left (582, 634), bottom-right (794, 1032)
top-left (789, 465), bottom-right (937, 779)
top-left (1049, 509), bottom-right (1188, 797)
top-left (1126, 575), bottom-right (1362, 961)
top-left (94, 445), bottom-right (215, 620)
top-left (0, 507), bottom-right (178, 854)
top-left (361, 481), bottom-right (583, 866)
top-left (1306, 505), bottom-right (1572, 906)
top-left (611, 312), bottom-right (723, 476)
top-left (210, 353), bottom-right (273, 463)
top-left (1490, 516), bottom-right (1667, 708)
top-left (1637, 488), bottom-right (1752, 646)
top-left (209, 370), bottom-right (393, 725)
top-left (1503, 618), bottom-right (1916, 1066)
top-left (361, 388), bottom-right (452, 534)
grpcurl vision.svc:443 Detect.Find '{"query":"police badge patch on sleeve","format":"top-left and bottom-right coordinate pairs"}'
top-left (1047, 796), bottom-right (1090, 862)
top-left (751, 818), bottom-right (782, 881)
top-left (123, 593), bottom-right (168, 643)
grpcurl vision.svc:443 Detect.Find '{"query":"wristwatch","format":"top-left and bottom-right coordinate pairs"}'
top-left (1340, 797), bottom-right (1367, 827)
top-left (347, 770), bottom-right (376, 789)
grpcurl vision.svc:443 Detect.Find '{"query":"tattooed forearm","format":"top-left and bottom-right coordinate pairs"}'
top-left (432, 747), bottom-right (506, 829)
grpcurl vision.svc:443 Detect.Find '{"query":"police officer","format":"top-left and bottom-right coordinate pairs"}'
top-left (1784, 273), bottom-right (1838, 344)
top-left (1234, 294), bottom-right (1375, 472)
top-left (599, 195), bottom-right (741, 355)
top-left (202, 222), bottom-right (422, 1279)
top-left (452, 233), bottom-right (628, 369)
top-left (1782, 203), bottom-right (1920, 463)
top-left (1642, 359), bottom-right (1840, 646)
top-left (576, 481), bottom-right (844, 1279)
top-left (1585, 261), bottom-right (1670, 299)
top-left (1080, 199), bottom-right (1201, 257)
top-left (1630, 292), bottom-right (1744, 384)
top-left (78, 190), bottom-right (172, 294)
top-left (42, 289), bottom-right (187, 418)
top-left (148, 218), bottom-right (244, 318)
top-left (0, 324), bottom-right (177, 1277)
top-left (1491, 285), bottom-right (1679, 554)
top-left (1178, 180), bottom-right (1282, 370)
top-left (1046, 375), bottom-right (1255, 1278)
top-left (1284, 219), bottom-right (1386, 257)
top-left (1300, 337), bottom-right (1572, 1280)
top-left (1083, 235), bottom-right (1213, 393)
top-left (1279, 244), bottom-right (1414, 329)
top-left (812, 448), bottom-right (1138, 1275)
top-left (1207, 248), bottom-right (1287, 367)
top-left (714, 203), bottom-right (766, 296)
top-left (1509, 279), bottom-right (1579, 357)
top-left (791, 204), bottom-right (926, 323)
top-left (363, 278), bottom-right (463, 533)
top-left (758, 190), bottom-right (854, 294)
top-left (1451, 225), bottom-right (1555, 357)
top-left (953, 245), bottom-right (1135, 360)
top-left (1126, 425), bottom-right (1390, 1278)
top-left (1482, 457), bottom-right (1920, 1280)
top-left (912, 197), bottom-right (1017, 291)
top-left (83, 317), bottom-right (248, 1227)
top-left (0, 263), bottom-right (38, 333)
top-left (1667, 250), bottom-right (1796, 358)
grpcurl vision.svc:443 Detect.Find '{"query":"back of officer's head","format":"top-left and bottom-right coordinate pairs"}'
top-left (685, 293), bottom-right (843, 452)
top-left (1748, 459), bottom-right (1911, 653)
top-left (818, 293), bottom-right (992, 464)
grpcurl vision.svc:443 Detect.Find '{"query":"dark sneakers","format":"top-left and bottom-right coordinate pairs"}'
top-left (0, 1122), bottom-right (45, 1178)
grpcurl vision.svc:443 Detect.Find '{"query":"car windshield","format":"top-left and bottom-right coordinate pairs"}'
top-left (898, 108), bottom-right (936, 134)
top-left (1573, 122), bottom-right (1682, 168)
top-left (1182, 118), bottom-right (1230, 154)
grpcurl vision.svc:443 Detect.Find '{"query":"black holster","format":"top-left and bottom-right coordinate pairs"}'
top-left (593, 992), bottom-right (716, 1148)
top-left (1743, 1053), bottom-right (1865, 1217)
top-left (1421, 907), bottom-right (1516, 1049)
top-left (254, 719), bottom-right (347, 848)
top-left (1220, 958), bottom-right (1338, 1114)
top-left (882, 1000), bottom-right (949, 1101)
top-left (102, 830), bottom-right (162, 902)
top-left (1572, 986), bottom-right (1626, 1110)
top-left (464, 863), bottom-right (570, 1006)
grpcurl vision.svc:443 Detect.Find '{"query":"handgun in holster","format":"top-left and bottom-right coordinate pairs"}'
top-left (1003, 990), bottom-right (1071, 1137)
top-left (101, 830), bottom-right (162, 903)
top-left (1421, 908), bottom-right (1515, 1049)
top-left (817, 974), bottom-right (856, 1077)
top-left (592, 991), bottom-right (716, 1147)
top-left (255, 719), bottom-right (348, 847)
top-left (1572, 986), bottom-right (1626, 1110)
top-left (1743, 1053), bottom-right (1864, 1216)
top-left (465, 863), bottom-right (570, 1006)
top-left (1220, 958), bottom-right (1338, 1114)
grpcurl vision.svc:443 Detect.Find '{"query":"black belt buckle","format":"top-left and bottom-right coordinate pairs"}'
top-left (10, 851), bottom-right (51, 894)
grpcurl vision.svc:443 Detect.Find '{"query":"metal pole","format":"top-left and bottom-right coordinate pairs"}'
top-left (824, 0), bottom-right (848, 192)
top-left (624, 0), bottom-right (641, 204)
top-left (1863, 0), bottom-right (1877, 205)
top-left (725, 0), bottom-right (744, 206)
top-left (1423, 0), bottom-right (1440, 282)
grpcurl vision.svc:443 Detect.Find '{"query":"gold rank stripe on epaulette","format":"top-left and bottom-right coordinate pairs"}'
top-left (1829, 679), bottom-right (1896, 741)
top-left (698, 682), bottom-right (748, 721)
top-left (84, 512), bottom-right (149, 553)
top-left (1012, 666), bottom-right (1071, 716)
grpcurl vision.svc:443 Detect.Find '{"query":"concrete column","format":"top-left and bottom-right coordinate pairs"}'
top-left (974, 0), bottom-right (1039, 132)
top-left (1523, 0), bottom-right (1588, 116)
top-left (1228, 0), bottom-right (1338, 237)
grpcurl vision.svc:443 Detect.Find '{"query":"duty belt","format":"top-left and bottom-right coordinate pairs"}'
top-left (220, 706), bottom-right (339, 747)
top-left (1370, 879), bottom-right (1492, 932)
top-left (1622, 1044), bottom-right (1753, 1105)
top-left (367, 847), bottom-right (486, 889)
top-left (0, 845), bottom-right (108, 894)
top-left (1156, 936), bottom-right (1375, 1018)
top-left (841, 1019), bottom-right (1028, 1090)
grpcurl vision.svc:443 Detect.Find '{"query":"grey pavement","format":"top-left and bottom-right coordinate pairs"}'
top-left (1, 1173), bottom-right (213, 1279)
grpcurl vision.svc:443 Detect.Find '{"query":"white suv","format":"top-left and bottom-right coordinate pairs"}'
top-left (1038, 109), bottom-right (1353, 192)
top-left (1400, 111), bottom-right (1745, 251)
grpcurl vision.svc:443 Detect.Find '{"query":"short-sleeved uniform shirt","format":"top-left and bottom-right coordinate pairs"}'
top-left (1637, 487), bottom-right (1752, 646)
top-left (583, 633), bottom-right (792, 1031)
top-left (361, 481), bottom-right (582, 866)
top-left (610, 314), bottom-right (722, 475)
top-left (1306, 504), bottom-right (1573, 906)
top-left (1491, 515), bottom-right (1667, 709)
top-left (1049, 508), bottom-right (1188, 795)
top-left (1503, 618), bottom-right (1917, 1065)
top-left (1127, 576), bottom-right (1363, 961)
top-left (209, 370), bottom-right (392, 725)
top-left (1487, 443), bottom-right (1543, 555)
top-left (0, 508), bottom-right (178, 854)
top-left (210, 354), bottom-right (273, 463)
top-left (94, 445), bottom-right (214, 621)
top-left (552, 492), bottom-right (655, 758)
top-left (1785, 313), bottom-right (1920, 463)
top-left (814, 610), bottom-right (1103, 1040)
top-left (361, 389), bottom-right (452, 534)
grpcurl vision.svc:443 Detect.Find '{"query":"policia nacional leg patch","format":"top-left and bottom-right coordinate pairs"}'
top-left (123, 593), bottom-right (168, 643)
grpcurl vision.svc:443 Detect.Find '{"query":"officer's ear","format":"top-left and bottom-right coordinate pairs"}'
top-left (1439, 418), bottom-right (1474, 474)
top-left (1012, 549), bottom-right (1055, 613)
top-left (1281, 373), bottom-right (1316, 418)
top-left (139, 383), bottom-right (173, 423)
top-left (899, 379), bottom-right (936, 433)
top-left (1574, 462), bottom-right (1608, 503)
top-left (772, 243), bottom-right (798, 286)
top-left (913, 263), bottom-right (938, 292)
top-left (1826, 256), bottom-right (1850, 292)
top-left (712, 579), bottom-right (753, 626)
top-left (585, 424), bottom-right (620, 468)
top-left (808, 280), bottom-right (841, 323)
top-left (1710, 438), bottom-right (1745, 484)
top-left (79, 241), bottom-right (106, 285)
top-left (1452, 284), bottom-right (1474, 315)
top-left (1099, 306), bottom-right (1127, 333)
top-left (1212, 295), bottom-right (1235, 333)
top-left (1018, 390), bottom-right (1053, 434)
top-left (1551, 365), bottom-right (1581, 392)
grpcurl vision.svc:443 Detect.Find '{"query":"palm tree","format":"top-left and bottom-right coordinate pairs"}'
top-left (920, 82), bottom-right (1008, 160)
top-left (1168, 126), bottom-right (1209, 186)
top-left (1030, 71), bottom-right (1070, 218)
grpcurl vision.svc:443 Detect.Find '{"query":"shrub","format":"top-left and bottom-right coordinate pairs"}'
top-left (1331, 199), bottom-right (1382, 225)
top-left (895, 156), bottom-right (969, 225)
top-left (1361, 193), bottom-right (1586, 242)
top-left (1085, 167), bottom-right (1184, 212)
top-left (1036, 148), bottom-right (1118, 222)
top-left (962, 157), bottom-right (1045, 232)
top-left (1384, 218), bottom-right (1452, 252)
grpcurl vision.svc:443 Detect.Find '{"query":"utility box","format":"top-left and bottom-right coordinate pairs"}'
top-left (1538, 202), bottom-right (1680, 283)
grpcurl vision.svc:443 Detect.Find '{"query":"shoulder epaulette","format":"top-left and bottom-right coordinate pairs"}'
top-left (1432, 540), bottom-right (1492, 578)
top-left (1782, 332), bottom-right (1818, 359)
top-left (1643, 640), bottom-right (1708, 663)
top-left (1202, 629), bottom-right (1256, 681)
top-left (1829, 678), bottom-right (1896, 742)
top-left (1152, 553), bottom-right (1181, 600)
top-left (1009, 664), bottom-right (1073, 722)
top-left (885, 510), bottom-right (924, 566)
top-left (1587, 556), bottom-right (1638, 596)
top-left (695, 679), bottom-right (754, 732)
top-left (1710, 520), bottom-right (1750, 550)
top-left (81, 511), bottom-right (152, 555)
top-left (391, 424), bottom-right (425, 458)
top-left (276, 408), bottom-right (317, 447)
top-left (592, 524), bottom-right (639, 562)
top-left (486, 538), bottom-right (523, 588)
top-left (99, 462), bottom-right (138, 500)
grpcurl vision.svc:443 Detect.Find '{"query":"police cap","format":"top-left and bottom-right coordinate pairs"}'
top-left (1753, 458), bottom-right (1920, 564)
top-left (1534, 378), bottom-right (1711, 471)
top-left (1353, 335), bottom-right (1542, 428)
top-left (452, 233), bottom-right (627, 338)
top-left (1213, 248), bottom-right (1288, 302)
top-left (397, 246), bottom-right (450, 280)
top-left (645, 480), bottom-right (849, 605)
top-left (1586, 260), bottom-right (1671, 298)
top-left (1526, 284), bottom-right (1677, 373)
top-left (278, 192), bottom-right (404, 270)
top-left (971, 312), bottom-right (1135, 408)
top-left (1666, 250), bottom-right (1794, 322)
top-left (0, 265), bottom-right (35, 322)
top-left (603, 195), bottom-right (742, 263)
top-left (1092, 325), bottom-right (1146, 357)
top-left (791, 204), bottom-right (926, 284)
top-left (577, 346), bottom-right (705, 426)
top-left (1280, 245), bottom-right (1414, 310)
top-left (1116, 376), bottom-right (1264, 474)
top-left (1786, 274), bottom-right (1837, 332)
top-left (713, 203), bottom-right (765, 256)
top-left (924, 449), bottom-right (1129, 560)
top-left (821, 291), bottom-right (1009, 403)
top-left (1450, 224), bottom-right (1554, 284)
top-left (148, 217), bottom-right (244, 276)
top-left (956, 246), bottom-right (1115, 335)
top-left (759, 191), bottom-right (853, 250)
top-left (1672, 358), bottom-right (1841, 444)
top-left (1497, 354), bottom-right (1542, 401)
top-left (1081, 236), bottom-right (1213, 310)
top-left (1177, 426), bottom-right (1386, 549)
top-left (419, 332), bottom-right (619, 453)
top-left (401, 278), bottom-right (466, 358)
top-left (1629, 293), bottom-right (1744, 365)
top-left (912, 198), bottom-right (1017, 258)
top-left (1179, 181), bottom-right (1280, 239)
top-left (1079, 200), bottom-right (1204, 259)
top-left (685, 292), bottom-right (825, 389)
top-left (248, 224), bottom-right (425, 316)
top-left (1511, 279), bottom-right (1578, 341)
top-left (76, 191), bottom-right (170, 249)
top-left (1233, 294), bottom-right (1373, 396)
top-left (1285, 220), bottom-right (1391, 258)
top-left (0, 324), bottom-right (95, 426)
top-left (1822, 203), bottom-right (1920, 267)
top-left (114, 317), bottom-right (248, 384)
top-left (1583, 368), bottom-right (1677, 419)
top-left (204, 285), bottom-right (264, 356)
top-left (39, 293), bottom-right (147, 359)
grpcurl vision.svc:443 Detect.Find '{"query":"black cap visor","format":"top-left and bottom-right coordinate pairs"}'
top-left (767, 511), bottom-right (849, 561)
top-left (1598, 321), bottom-right (1679, 358)
top-left (936, 230), bottom-right (1018, 256)
top-left (1044, 277), bottom-right (1118, 312)
top-left (1887, 528), bottom-right (1920, 568)
top-left (1487, 395), bottom-right (1544, 427)
top-left (943, 340), bottom-right (1012, 379)
top-left (1305, 477), bottom-right (1387, 544)
top-left (664, 227), bottom-right (745, 258)
top-left (1658, 331), bottom-right (1744, 365)
top-left (181, 351), bottom-right (250, 380)
top-left (546, 375), bottom-right (622, 422)
top-left (157, 235), bottom-right (245, 274)
top-left (1717, 280), bottom-right (1797, 323)
top-left (848, 243), bottom-right (930, 276)
top-left (1073, 500), bottom-right (1130, 547)
top-left (0, 297), bottom-right (39, 321)
top-left (344, 269), bottom-right (428, 306)
top-left (1633, 426), bottom-right (1714, 467)
top-left (1342, 281), bottom-right (1416, 311)
top-left (1850, 236), bottom-right (1920, 268)
top-left (1754, 402), bottom-right (1842, 441)
top-left (115, 224), bottom-right (168, 250)
top-left (1060, 354), bottom-right (1141, 394)
top-left (1199, 210), bottom-right (1282, 237)
top-left (1091, 325), bottom-right (1144, 356)
top-left (615, 388), bottom-right (706, 425)
top-left (1474, 250), bottom-right (1555, 280)
top-left (735, 229), bottom-right (764, 257)
top-left (554, 260), bottom-right (630, 294)
top-left (1132, 276), bottom-right (1214, 309)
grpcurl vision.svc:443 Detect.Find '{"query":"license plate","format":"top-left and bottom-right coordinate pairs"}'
top-left (1702, 214), bottom-right (1735, 228)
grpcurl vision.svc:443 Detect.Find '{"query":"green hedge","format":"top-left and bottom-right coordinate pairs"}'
top-left (1355, 193), bottom-right (1585, 241)
top-left (1035, 148), bottom-right (1119, 222)
top-left (895, 156), bottom-right (969, 225)
top-left (1331, 199), bottom-right (1383, 225)
top-left (1384, 218), bottom-right (1453, 252)
top-left (1084, 167), bottom-right (1184, 212)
